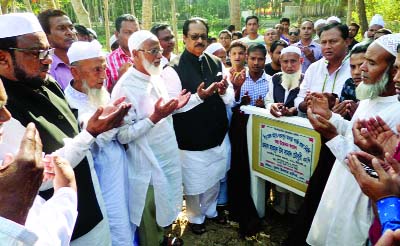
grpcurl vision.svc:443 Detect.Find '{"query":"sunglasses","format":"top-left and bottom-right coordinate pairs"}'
top-left (289, 32), bottom-right (299, 36)
top-left (8, 47), bottom-right (55, 60)
top-left (188, 33), bottom-right (208, 41)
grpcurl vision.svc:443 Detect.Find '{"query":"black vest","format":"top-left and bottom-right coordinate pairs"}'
top-left (272, 73), bottom-right (303, 108)
top-left (1, 76), bottom-right (103, 240)
top-left (170, 49), bottom-right (228, 151)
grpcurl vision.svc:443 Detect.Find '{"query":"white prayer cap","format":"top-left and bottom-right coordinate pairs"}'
top-left (280, 46), bottom-right (301, 56)
top-left (205, 43), bottom-right (225, 55)
top-left (128, 30), bottom-right (158, 53)
top-left (314, 19), bottom-right (327, 29)
top-left (0, 13), bottom-right (43, 38)
top-left (67, 40), bottom-right (104, 64)
top-left (87, 28), bottom-right (97, 39)
top-left (109, 34), bottom-right (117, 47)
top-left (373, 33), bottom-right (400, 57)
top-left (369, 14), bottom-right (385, 27)
top-left (327, 16), bottom-right (341, 24)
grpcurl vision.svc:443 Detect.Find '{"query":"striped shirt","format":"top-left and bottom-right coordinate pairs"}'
top-left (239, 70), bottom-right (271, 106)
top-left (106, 47), bottom-right (133, 91)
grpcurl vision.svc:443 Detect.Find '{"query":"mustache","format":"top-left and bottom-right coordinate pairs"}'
top-left (195, 44), bottom-right (205, 47)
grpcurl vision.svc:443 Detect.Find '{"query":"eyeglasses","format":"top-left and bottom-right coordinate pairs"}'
top-left (289, 32), bottom-right (299, 36)
top-left (138, 48), bottom-right (164, 56)
top-left (188, 33), bottom-right (208, 41)
top-left (8, 47), bottom-right (55, 59)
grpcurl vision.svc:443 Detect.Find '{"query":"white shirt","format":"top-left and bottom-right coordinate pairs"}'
top-left (294, 57), bottom-right (351, 110)
top-left (307, 95), bottom-right (400, 246)
top-left (160, 53), bottom-right (177, 68)
top-left (0, 188), bottom-right (77, 246)
top-left (111, 67), bottom-right (183, 227)
top-left (64, 83), bottom-right (134, 246)
top-left (161, 59), bottom-right (234, 195)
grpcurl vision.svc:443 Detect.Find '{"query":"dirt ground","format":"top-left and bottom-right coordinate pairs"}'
top-left (166, 202), bottom-right (292, 246)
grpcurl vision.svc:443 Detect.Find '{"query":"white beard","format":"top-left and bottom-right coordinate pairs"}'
top-left (356, 69), bottom-right (389, 100)
top-left (142, 54), bottom-right (162, 76)
top-left (82, 80), bottom-right (110, 108)
top-left (281, 70), bottom-right (302, 91)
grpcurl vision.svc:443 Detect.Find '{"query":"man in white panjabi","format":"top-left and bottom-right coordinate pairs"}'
top-left (306, 34), bottom-right (400, 245)
top-left (111, 30), bottom-right (189, 246)
top-left (64, 40), bottom-right (134, 246)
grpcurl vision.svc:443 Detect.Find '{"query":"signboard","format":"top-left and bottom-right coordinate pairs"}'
top-left (251, 114), bottom-right (321, 193)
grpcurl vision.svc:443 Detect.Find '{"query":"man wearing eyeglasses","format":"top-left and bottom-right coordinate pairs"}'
top-left (288, 27), bottom-right (300, 45)
top-left (37, 9), bottom-right (77, 90)
top-left (151, 24), bottom-right (177, 68)
top-left (111, 30), bottom-right (189, 246)
top-left (0, 13), bottom-right (131, 246)
top-left (161, 17), bottom-right (234, 235)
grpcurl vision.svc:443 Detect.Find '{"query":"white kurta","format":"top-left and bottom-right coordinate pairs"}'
top-left (161, 64), bottom-right (234, 195)
top-left (294, 57), bottom-right (351, 109)
top-left (307, 95), bottom-right (400, 246)
top-left (111, 67), bottom-right (182, 227)
top-left (64, 84), bottom-right (133, 246)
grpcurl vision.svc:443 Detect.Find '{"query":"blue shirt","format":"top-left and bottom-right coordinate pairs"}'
top-left (294, 40), bottom-right (323, 73)
top-left (239, 70), bottom-right (271, 106)
top-left (377, 196), bottom-right (400, 233)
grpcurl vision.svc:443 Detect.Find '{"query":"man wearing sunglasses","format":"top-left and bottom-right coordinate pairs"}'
top-left (151, 24), bottom-right (177, 68)
top-left (288, 27), bottom-right (300, 45)
top-left (162, 17), bottom-right (234, 235)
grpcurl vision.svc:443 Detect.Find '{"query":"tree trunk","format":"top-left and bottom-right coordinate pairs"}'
top-left (357, 0), bottom-right (368, 35)
top-left (170, 0), bottom-right (179, 54)
top-left (40, 0), bottom-right (56, 11)
top-left (142, 0), bottom-right (153, 30)
top-left (104, 0), bottom-right (110, 51)
top-left (23, 0), bottom-right (33, 12)
top-left (130, 0), bottom-right (135, 15)
top-left (1, 0), bottom-right (9, 13)
top-left (346, 0), bottom-right (353, 25)
top-left (297, 0), bottom-right (304, 26)
top-left (71, 0), bottom-right (91, 27)
top-left (229, 0), bottom-right (240, 32)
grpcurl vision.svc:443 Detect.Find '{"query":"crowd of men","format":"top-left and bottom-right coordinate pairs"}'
top-left (0, 8), bottom-right (400, 246)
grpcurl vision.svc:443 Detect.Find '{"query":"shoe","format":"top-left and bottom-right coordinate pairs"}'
top-left (208, 213), bottom-right (227, 224)
top-left (188, 222), bottom-right (206, 235)
top-left (161, 236), bottom-right (184, 246)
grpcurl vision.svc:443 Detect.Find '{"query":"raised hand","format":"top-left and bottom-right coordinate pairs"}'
top-left (255, 95), bottom-right (265, 108)
top-left (216, 76), bottom-right (229, 95)
top-left (240, 91), bottom-right (251, 106)
top-left (352, 117), bottom-right (399, 158)
top-left (197, 82), bottom-right (217, 100)
top-left (347, 152), bottom-right (400, 202)
top-left (0, 123), bottom-right (44, 225)
top-left (229, 68), bottom-right (246, 88)
top-left (149, 97), bottom-right (178, 124)
top-left (307, 92), bottom-right (332, 120)
top-left (176, 89), bottom-right (191, 109)
top-left (307, 107), bottom-right (338, 140)
top-left (86, 98), bottom-right (132, 137)
top-left (332, 99), bottom-right (347, 117)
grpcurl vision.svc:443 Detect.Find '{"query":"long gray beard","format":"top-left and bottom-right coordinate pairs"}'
top-left (82, 81), bottom-right (110, 108)
top-left (281, 70), bottom-right (302, 90)
top-left (356, 69), bottom-right (389, 100)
